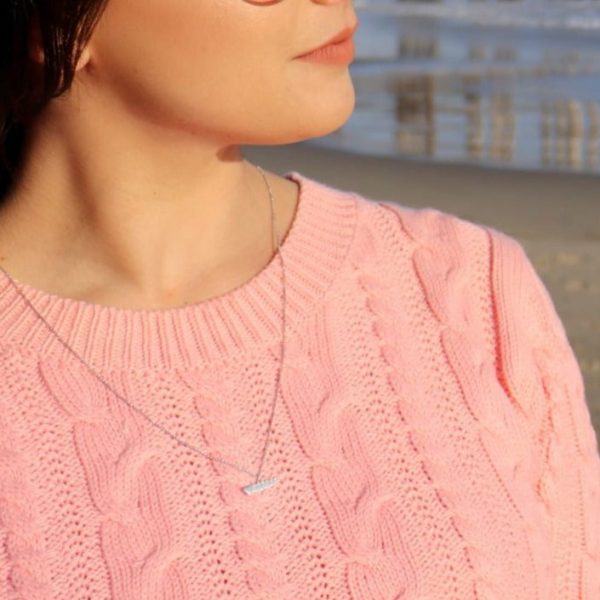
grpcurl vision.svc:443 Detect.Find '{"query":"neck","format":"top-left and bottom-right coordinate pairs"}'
top-left (0, 114), bottom-right (299, 308)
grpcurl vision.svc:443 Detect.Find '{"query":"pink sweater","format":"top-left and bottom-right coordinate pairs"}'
top-left (0, 171), bottom-right (599, 600)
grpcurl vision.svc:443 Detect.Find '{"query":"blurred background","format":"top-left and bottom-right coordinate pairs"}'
top-left (326, 0), bottom-right (600, 174)
top-left (245, 0), bottom-right (600, 441)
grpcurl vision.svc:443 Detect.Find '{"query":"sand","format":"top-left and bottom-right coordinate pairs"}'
top-left (244, 142), bottom-right (600, 441)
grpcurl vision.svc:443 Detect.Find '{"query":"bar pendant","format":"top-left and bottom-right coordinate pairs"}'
top-left (242, 477), bottom-right (278, 495)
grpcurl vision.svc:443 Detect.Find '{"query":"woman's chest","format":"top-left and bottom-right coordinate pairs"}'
top-left (0, 336), bottom-right (547, 600)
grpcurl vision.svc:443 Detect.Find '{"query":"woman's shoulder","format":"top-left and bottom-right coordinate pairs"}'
top-left (354, 190), bottom-right (517, 256)
top-left (300, 172), bottom-right (531, 298)
top-left (310, 175), bottom-right (520, 273)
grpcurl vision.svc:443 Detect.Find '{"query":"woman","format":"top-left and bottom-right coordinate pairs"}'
top-left (0, 1), bottom-right (599, 599)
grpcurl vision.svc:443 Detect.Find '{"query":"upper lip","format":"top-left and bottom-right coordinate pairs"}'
top-left (296, 22), bottom-right (359, 57)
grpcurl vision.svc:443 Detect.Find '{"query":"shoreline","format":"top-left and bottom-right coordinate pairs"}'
top-left (244, 141), bottom-right (600, 438)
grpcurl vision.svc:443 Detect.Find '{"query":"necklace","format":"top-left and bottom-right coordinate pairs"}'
top-left (0, 163), bottom-right (285, 496)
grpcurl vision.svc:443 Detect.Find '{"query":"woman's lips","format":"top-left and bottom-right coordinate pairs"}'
top-left (295, 36), bottom-right (356, 65)
top-left (294, 22), bottom-right (359, 64)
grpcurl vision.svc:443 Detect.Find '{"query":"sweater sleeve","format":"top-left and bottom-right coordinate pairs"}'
top-left (487, 227), bottom-right (600, 599)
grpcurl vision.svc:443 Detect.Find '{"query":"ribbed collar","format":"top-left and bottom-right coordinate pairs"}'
top-left (0, 172), bottom-right (358, 370)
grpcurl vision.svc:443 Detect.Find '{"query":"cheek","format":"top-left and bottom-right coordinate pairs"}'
top-left (91, 1), bottom-right (285, 125)
top-left (89, 1), bottom-right (354, 144)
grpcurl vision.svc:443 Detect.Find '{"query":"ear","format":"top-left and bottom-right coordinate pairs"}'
top-left (28, 17), bottom-right (45, 65)
top-left (27, 17), bottom-right (92, 72)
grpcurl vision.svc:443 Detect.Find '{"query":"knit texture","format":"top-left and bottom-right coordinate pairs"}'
top-left (0, 171), bottom-right (598, 600)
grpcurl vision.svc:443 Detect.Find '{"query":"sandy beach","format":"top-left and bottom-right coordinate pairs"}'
top-left (244, 142), bottom-right (600, 442)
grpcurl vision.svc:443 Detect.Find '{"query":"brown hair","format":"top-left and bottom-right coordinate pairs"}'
top-left (0, 0), bottom-right (109, 201)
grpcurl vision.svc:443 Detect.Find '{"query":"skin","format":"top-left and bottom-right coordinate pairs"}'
top-left (0, 0), bottom-right (358, 309)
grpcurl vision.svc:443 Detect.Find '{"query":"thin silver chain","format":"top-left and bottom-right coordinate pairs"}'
top-left (0, 163), bottom-right (286, 494)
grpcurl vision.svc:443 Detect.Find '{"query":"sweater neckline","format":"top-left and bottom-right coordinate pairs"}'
top-left (0, 171), bottom-right (358, 370)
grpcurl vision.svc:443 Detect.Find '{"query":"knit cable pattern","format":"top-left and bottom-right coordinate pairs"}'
top-left (175, 363), bottom-right (294, 597)
top-left (371, 203), bottom-right (552, 599)
top-left (0, 348), bottom-right (55, 600)
top-left (488, 230), bottom-right (600, 598)
top-left (38, 359), bottom-right (187, 598)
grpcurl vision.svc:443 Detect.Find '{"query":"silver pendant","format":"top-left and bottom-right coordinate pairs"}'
top-left (242, 477), bottom-right (278, 495)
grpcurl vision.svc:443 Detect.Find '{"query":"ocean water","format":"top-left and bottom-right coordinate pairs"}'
top-left (311, 0), bottom-right (600, 174)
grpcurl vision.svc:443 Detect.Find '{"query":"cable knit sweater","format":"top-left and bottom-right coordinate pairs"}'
top-left (0, 171), bottom-right (599, 600)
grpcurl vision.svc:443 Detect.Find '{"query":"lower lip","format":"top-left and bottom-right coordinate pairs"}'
top-left (296, 37), bottom-right (355, 65)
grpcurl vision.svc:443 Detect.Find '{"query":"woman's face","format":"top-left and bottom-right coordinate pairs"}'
top-left (79, 0), bottom-right (359, 145)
